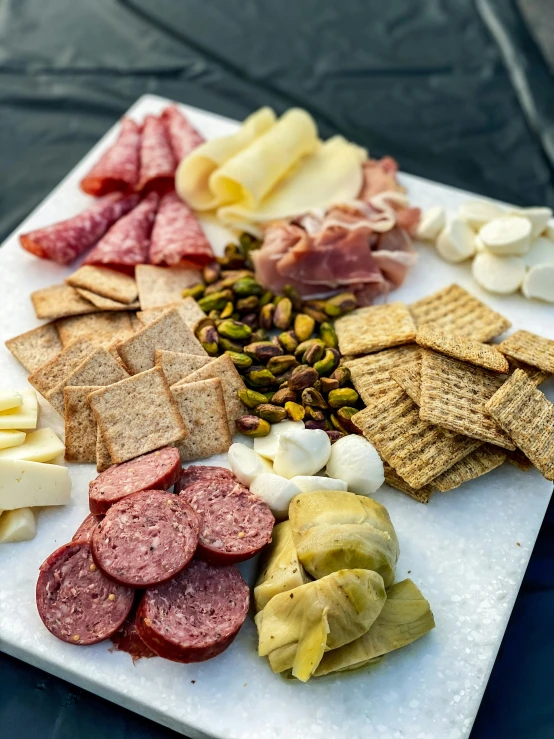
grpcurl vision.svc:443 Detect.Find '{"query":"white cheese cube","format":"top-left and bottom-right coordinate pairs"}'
top-left (0, 460), bottom-right (71, 510)
top-left (0, 430), bottom-right (26, 450)
top-left (0, 508), bottom-right (36, 543)
top-left (0, 428), bottom-right (64, 462)
top-left (0, 389), bottom-right (38, 430)
top-left (0, 391), bottom-right (23, 412)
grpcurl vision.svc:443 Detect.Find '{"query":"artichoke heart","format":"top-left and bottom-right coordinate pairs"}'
top-left (254, 520), bottom-right (310, 612)
top-left (289, 491), bottom-right (400, 587)
top-left (314, 579), bottom-right (435, 677)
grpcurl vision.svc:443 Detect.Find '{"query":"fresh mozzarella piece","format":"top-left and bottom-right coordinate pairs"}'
top-left (522, 265), bottom-right (554, 303)
top-left (0, 508), bottom-right (36, 543)
top-left (523, 237), bottom-right (554, 268)
top-left (228, 442), bottom-right (273, 486)
top-left (545, 224), bottom-right (554, 241)
top-left (415, 206), bottom-right (445, 241)
top-left (0, 430), bottom-right (26, 450)
top-left (509, 206), bottom-right (553, 240)
top-left (435, 220), bottom-right (476, 263)
top-left (0, 391), bottom-right (23, 412)
top-left (457, 200), bottom-right (504, 229)
top-left (290, 475), bottom-right (348, 493)
top-left (253, 419), bottom-right (304, 460)
top-left (0, 428), bottom-right (64, 462)
top-left (472, 252), bottom-right (525, 294)
top-left (474, 235), bottom-right (486, 253)
top-left (0, 460), bottom-right (71, 510)
top-left (326, 435), bottom-right (384, 496)
top-left (273, 429), bottom-right (331, 479)
top-left (250, 473), bottom-right (302, 519)
top-left (0, 389), bottom-right (37, 430)
top-left (479, 216), bottom-right (532, 256)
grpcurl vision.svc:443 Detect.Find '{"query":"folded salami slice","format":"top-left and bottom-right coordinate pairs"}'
top-left (136, 560), bottom-right (249, 663)
top-left (72, 513), bottom-right (104, 542)
top-left (80, 118), bottom-right (141, 196)
top-left (84, 192), bottom-right (159, 271)
top-left (36, 542), bottom-right (134, 646)
top-left (177, 465), bottom-right (236, 493)
top-left (137, 115), bottom-right (176, 194)
top-left (20, 192), bottom-right (139, 265)
top-left (149, 191), bottom-right (215, 267)
top-left (161, 105), bottom-right (204, 163)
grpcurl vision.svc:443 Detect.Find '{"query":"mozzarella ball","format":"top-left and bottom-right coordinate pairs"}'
top-left (472, 251), bottom-right (525, 294)
top-left (326, 435), bottom-right (384, 496)
top-left (228, 443), bottom-right (273, 486)
top-left (253, 419), bottom-right (304, 460)
top-left (290, 475), bottom-right (348, 493)
top-left (273, 429), bottom-right (332, 479)
top-left (250, 473), bottom-right (302, 519)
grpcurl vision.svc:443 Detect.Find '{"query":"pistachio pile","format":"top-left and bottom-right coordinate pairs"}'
top-left (186, 236), bottom-right (363, 441)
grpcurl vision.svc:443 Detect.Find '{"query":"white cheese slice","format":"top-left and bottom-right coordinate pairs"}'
top-left (522, 265), bottom-right (554, 303)
top-left (0, 389), bottom-right (38, 430)
top-left (508, 207), bottom-right (552, 240)
top-left (0, 508), bottom-right (36, 543)
top-left (0, 391), bottom-right (23, 412)
top-left (457, 199), bottom-right (504, 229)
top-left (523, 237), bottom-right (554, 268)
top-left (0, 460), bottom-right (71, 510)
top-left (0, 430), bottom-right (26, 450)
top-left (436, 220), bottom-right (476, 263)
top-left (415, 206), bottom-right (446, 241)
top-left (472, 252), bottom-right (525, 294)
top-left (479, 216), bottom-right (532, 256)
top-left (0, 428), bottom-right (64, 462)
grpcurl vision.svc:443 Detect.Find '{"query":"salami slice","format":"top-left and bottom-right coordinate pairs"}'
top-left (72, 513), bottom-right (104, 542)
top-left (110, 594), bottom-right (156, 662)
top-left (36, 542), bottom-right (134, 646)
top-left (91, 490), bottom-right (199, 588)
top-left (177, 465), bottom-right (236, 493)
top-left (81, 118), bottom-right (141, 196)
top-left (84, 191), bottom-right (159, 271)
top-left (89, 447), bottom-right (182, 515)
top-left (20, 192), bottom-right (139, 265)
top-left (149, 191), bottom-right (215, 268)
top-left (136, 560), bottom-right (249, 663)
top-left (180, 479), bottom-right (274, 565)
top-left (161, 106), bottom-right (204, 163)
top-left (137, 115), bottom-right (176, 194)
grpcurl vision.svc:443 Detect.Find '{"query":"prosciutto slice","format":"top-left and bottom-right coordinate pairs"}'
top-left (359, 157), bottom-right (421, 236)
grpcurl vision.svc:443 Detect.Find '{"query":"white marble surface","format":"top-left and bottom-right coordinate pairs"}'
top-left (0, 94), bottom-right (552, 739)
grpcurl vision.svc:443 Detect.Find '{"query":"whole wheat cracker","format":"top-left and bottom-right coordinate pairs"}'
top-left (31, 284), bottom-right (98, 320)
top-left (433, 445), bottom-right (506, 492)
top-left (56, 312), bottom-right (134, 347)
top-left (505, 447), bottom-right (534, 472)
top-left (75, 288), bottom-right (140, 312)
top-left (335, 302), bottom-right (416, 356)
top-left (498, 330), bottom-right (554, 375)
top-left (155, 350), bottom-right (212, 387)
top-left (129, 314), bottom-right (142, 332)
top-left (5, 322), bottom-right (62, 373)
top-left (96, 427), bottom-right (112, 473)
top-left (506, 357), bottom-right (550, 387)
top-left (135, 265), bottom-right (202, 309)
top-left (136, 298), bottom-right (206, 331)
top-left (389, 359), bottom-right (421, 405)
top-left (66, 265), bottom-right (138, 304)
top-left (383, 464), bottom-right (433, 503)
top-left (416, 324), bottom-right (509, 373)
top-left (63, 386), bottom-right (102, 463)
top-left (342, 345), bottom-right (421, 405)
top-left (28, 339), bottom-right (94, 399)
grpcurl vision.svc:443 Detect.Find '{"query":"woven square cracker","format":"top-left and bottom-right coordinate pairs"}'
top-left (433, 445), bottom-right (506, 493)
top-left (31, 285), bottom-right (98, 320)
top-left (416, 324), bottom-right (509, 373)
top-left (5, 322), bottom-right (62, 373)
top-left (63, 385), bottom-right (102, 463)
top-left (352, 385), bottom-right (481, 489)
top-left (66, 265), bottom-right (138, 304)
top-left (408, 284), bottom-right (511, 342)
top-left (135, 265), bottom-right (202, 310)
top-left (390, 358), bottom-right (421, 405)
top-left (506, 357), bottom-right (550, 387)
top-left (117, 308), bottom-right (206, 375)
top-left (419, 350), bottom-right (515, 449)
top-left (505, 447), bottom-right (534, 472)
top-left (56, 312), bottom-right (134, 347)
top-left (383, 464), bottom-right (433, 503)
top-left (75, 288), bottom-right (140, 312)
top-left (171, 377), bottom-right (232, 462)
top-left (155, 350), bottom-right (212, 387)
top-left (485, 369), bottom-right (554, 480)
top-left (498, 330), bottom-right (554, 375)
top-left (96, 427), bottom-right (112, 473)
top-left (28, 339), bottom-right (94, 398)
top-left (89, 367), bottom-right (188, 464)
top-left (343, 345), bottom-right (421, 405)
top-left (334, 302), bottom-right (416, 356)
top-left (137, 298), bottom-right (206, 331)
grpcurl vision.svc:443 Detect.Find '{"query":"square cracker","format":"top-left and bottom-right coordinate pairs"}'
top-left (498, 330), bottom-right (554, 375)
top-left (343, 345), bottom-right (421, 405)
top-left (419, 350), bottom-right (515, 449)
top-left (66, 265), bottom-right (138, 304)
top-left (416, 324), bottom-right (509, 373)
top-left (136, 265), bottom-right (201, 309)
top-left (137, 298), bottom-right (206, 331)
top-left (390, 358), bottom-right (421, 405)
top-left (31, 284), bottom-right (98, 320)
top-left (47, 346), bottom-right (129, 415)
top-left (352, 385), bottom-right (482, 489)
top-left (173, 354), bottom-right (247, 433)
top-left (170, 377), bottom-right (232, 462)
top-left (63, 385), bottom-right (103, 463)
top-left (89, 367), bottom-right (188, 464)
top-left (118, 308), bottom-right (206, 375)
top-left (485, 369), bottom-right (554, 480)
top-left (5, 322), bottom-right (62, 373)
top-left (505, 447), bottom-right (534, 472)
top-left (408, 284), bottom-right (511, 342)
top-left (335, 302), bottom-right (416, 356)
top-left (432, 445), bottom-right (506, 493)
top-left (506, 357), bottom-right (550, 387)
top-left (75, 288), bottom-right (140, 312)
top-left (155, 350), bottom-right (212, 387)
top-left (383, 464), bottom-right (433, 503)
top-left (96, 427), bottom-right (112, 473)
top-left (28, 339), bottom-right (94, 398)
top-left (56, 312), bottom-right (134, 347)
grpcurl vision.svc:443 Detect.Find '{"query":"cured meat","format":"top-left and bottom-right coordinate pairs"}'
top-left (161, 106), bottom-right (204, 163)
top-left (359, 156), bottom-right (402, 200)
top-left (137, 115), bottom-right (176, 194)
top-left (372, 227), bottom-right (418, 290)
top-left (177, 465), bottom-right (236, 493)
top-left (20, 192), bottom-right (139, 265)
top-left (84, 192), bottom-right (159, 271)
top-left (81, 118), bottom-right (141, 196)
top-left (36, 542), bottom-right (134, 646)
top-left (180, 479), bottom-right (274, 565)
top-left (91, 490), bottom-right (199, 588)
top-left (72, 513), bottom-right (104, 542)
top-left (111, 616), bottom-right (156, 662)
top-left (149, 191), bottom-right (215, 268)
top-left (89, 447), bottom-right (182, 515)
top-left (136, 560), bottom-right (249, 663)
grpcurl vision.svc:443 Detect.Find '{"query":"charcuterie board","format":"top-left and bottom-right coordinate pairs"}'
top-left (0, 94), bottom-right (553, 739)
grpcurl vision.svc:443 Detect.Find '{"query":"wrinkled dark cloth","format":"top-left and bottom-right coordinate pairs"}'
top-left (0, 1), bottom-right (553, 738)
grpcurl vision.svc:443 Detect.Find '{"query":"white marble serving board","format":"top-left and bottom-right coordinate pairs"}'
top-left (0, 94), bottom-right (552, 739)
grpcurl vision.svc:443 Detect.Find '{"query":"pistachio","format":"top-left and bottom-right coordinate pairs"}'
top-left (320, 322), bottom-right (338, 349)
top-left (324, 292), bottom-right (357, 316)
top-left (225, 351), bottom-right (253, 370)
top-left (263, 391), bottom-right (275, 402)
top-left (259, 303), bottom-right (275, 331)
top-left (303, 342), bottom-right (326, 365)
top-left (198, 290), bottom-right (233, 312)
top-left (314, 348), bottom-right (340, 376)
top-left (182, 284), bottom-right (205, 300)
top-left (236, 295), bottom-right (260, 312)
top-left (273, 370), bottom-right (294, 386)
top-left (237, 388), bottom-right (268, 409)
top-left (220, 337), bottom-right (246, 353)
top-left (278, 331), bottom-right (298, 353)
top-left (267, 354), bottom-right (298, 374)
top-left (273, 297), bottom-right (293, 330)
top-left (241, 313), bottom-right (259, 330)
top-left (272, 387), bottom-right (297, 405)
top-left (218, 319), bottom-right (253, 341)
top-left (244, 341), bottom-right (284, 361)
top-left (208, 310), bottom-right (221, 321)
top-left (239, 232), bottom-right (257, 249)
top-left (245, 367), bottom-right (277, 387)
top-left (337, 406), bottom-right (362, 433)
top-left (305, 419), bottom-right (329, 431)
top-left (332, 366), bottom-right (352, 387)
top-left (255, 403), bottom-right (288, 423)
top-left (328, 388), bottom-right (360, 409)
top-left (283, 284), bottom-right (303, 311)
top-left (237, 415), bottom-right (271, 437)
top-left (293, 313), bottom-right (315, 342)
top-left (291, 363), bottom-right (310, 375)
top-left (285, 401), bottom-right (305, 421)
top-left (319, 377), bottom-right (339, 395)
top-left (330, 413), bottom-right (348, 434)
top-left (230, 311), bottom-right (241, 321)
top-left (301, 388), bottom-right (328, 409)
top-left (202, 263), bottom-right (220, 284)
top-left (295, 338), bottom-right (324, 359)
top-left (302, 305), bottom-right (327, 323)
top-left (304, 406), bottom-right (326, 422)
top-left (326, 429), bottom-right (346, 444)
top-left (220, 301), bottom-right (234, 319)
top-left (233, 277), bottom-right (264, 297)
top-left (195, 317), bottom-right (216, 332)
top-left (259, 291), bottom-right (273, 308)
top-left (251, 328), bottom-right (269, 343)
top-left (197, 324), bottom-right (219, 356)
top-left (205, 278), bottom-right (237, 295)
top-left (288, 366), bottom-right (319, 392)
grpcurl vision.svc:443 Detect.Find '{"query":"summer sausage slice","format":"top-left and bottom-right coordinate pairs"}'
top-left (89, 447), bottom-right (182, 514)
top-left (91, 490), bottom-right (199, 588)
top-left (36, 542), bottom-right (134, 646)
top-left (177, 465), bottom-right (235, 494)
top-left (72, 513), bottom-right (104, 542)
top-left (180, 480), bottom-right (274, 565)
top-left (136, 560), bottom-right (249, 663)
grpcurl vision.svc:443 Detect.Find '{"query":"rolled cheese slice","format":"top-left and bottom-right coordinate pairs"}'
top-left (0, 430), bottom-right (26, 450)
top-left (0, 459), bottom-right (71, 509)
top-left (0, 391), bottom-right (23, 412)
top-left (435, 220), bottom-right (476, 263)
top-left (0, 428), bottom-right (64, 462)
top-left (415, 206), bottom-right (446, 242)
top-left (472, 251), bottom-right (525, 294)
top-left (0, 508), bottom-right (36, 543)
top-left (523, 237), bottom-right (554, 267)
top-left (0, 389), bottom-right (37, 430)
top-left (509, 206), bottom-right (552, 240)
top-left (479, 216), bottom-right (532, 256)
top-left (457, 199), bottom-right (504, 229)
top-left (522, 264), bottom-right (554, 303)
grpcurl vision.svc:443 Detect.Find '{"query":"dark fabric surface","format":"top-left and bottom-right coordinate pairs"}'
top-left (0, 1), bottom-right (553, 738)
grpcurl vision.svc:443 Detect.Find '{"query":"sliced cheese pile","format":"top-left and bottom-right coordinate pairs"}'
top-left (417, 201), bottom-right (554, 302)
